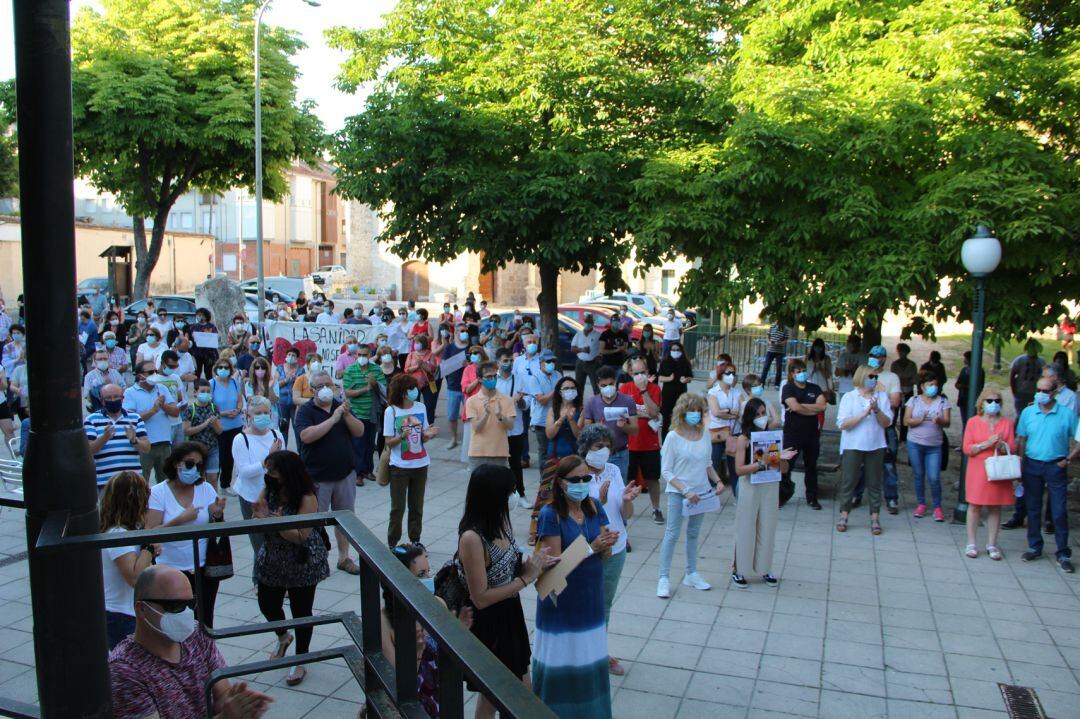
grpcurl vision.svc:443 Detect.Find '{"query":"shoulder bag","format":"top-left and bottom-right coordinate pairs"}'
top-left (985, 443), bottom-right (1021, 481)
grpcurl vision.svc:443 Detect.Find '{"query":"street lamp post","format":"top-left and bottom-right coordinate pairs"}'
top-left (254, 0), bottom-right (319, 313)
top-left (954, 225), bottom-right (1002, 523)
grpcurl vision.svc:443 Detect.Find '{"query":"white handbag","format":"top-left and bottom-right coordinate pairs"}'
top-left (984, 444), bottom-right (1022, 481)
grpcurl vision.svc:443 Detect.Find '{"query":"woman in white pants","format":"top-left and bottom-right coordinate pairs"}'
top-left (657, 393), bottom-right (725, 599)
top-left (731, 398), bottom-right (796, 588)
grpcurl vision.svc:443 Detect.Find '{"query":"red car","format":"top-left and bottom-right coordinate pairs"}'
top-left (559, 304), bottom-right (643, 341)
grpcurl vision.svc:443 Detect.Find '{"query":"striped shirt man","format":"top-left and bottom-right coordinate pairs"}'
top-left (84, 410), bottom-right (148, 485)
top-left (766, 323), bottom-right (789, 353)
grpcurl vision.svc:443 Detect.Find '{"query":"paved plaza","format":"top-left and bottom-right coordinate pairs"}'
top-left (0, 385), bottom-right (1076, 718)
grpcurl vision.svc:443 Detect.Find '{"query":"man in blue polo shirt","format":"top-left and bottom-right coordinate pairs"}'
top-left (527, 349), bottom-right (562, 471)
top-left (123, 360), bottom-right (179, 485)
top-left (1018, 376), bottom-right (1077, 572)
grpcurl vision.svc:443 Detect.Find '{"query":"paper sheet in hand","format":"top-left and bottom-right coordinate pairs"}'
top-left (603, 406), bottom-right (630, 422)
top-left (193, 332), bottom-right (220, 349)
top-left (750, 429), bottom-right (784, 484)
top-left (534, 535), bottom-right (591, 606)
top-left (437, 350), bottom-right (467, 379)
top-left (683, 488), bottom-right (721, 516)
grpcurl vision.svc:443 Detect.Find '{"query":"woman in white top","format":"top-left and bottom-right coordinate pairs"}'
top-left (836, 365), bottom-right (893, 535)
top-left (135, 328), bottom-right (166, 369)
top-left (731, 399), bottom-right (797, 588)
top-left (657, 393), bottom-right (725, 599)
top-left (146, 441), bottom-right (227, 627)
top-left (707, 362), bottom-right (744, 488)
top-left (232, 395), bottom-right (285, 567)
top-left (581, 423), bottom-right (640, 677)
top-left (99, 470), bottom-right (160, 649)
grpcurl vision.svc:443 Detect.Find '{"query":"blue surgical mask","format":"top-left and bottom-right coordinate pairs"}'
top-left (252, 414), bottom-right (273, 431)
top-left (868, 357), bottom-right (881, 369)
top-left (984, 401), bottom-right (1001, 415)
top-left (526, 343), bottom-right (538, 355)
top-left (178, 466), bottom-right (201, 485)
top-left (419, 577), bottom-right (435, 593)
top-left (470, 353), bottom-right (481, 363)
top-left (197, 392), bottom-right (212, 404)
top-left (565, 483), bottom-right (591, 502)
top-left (251, 342), bottom-right (260, 351)
top-left (544, 361), bottom-right (556, 373)
top-left (216, 368), bottom-right (231, 380)
top-left (406, 388), bottom-right (420, 401)
top-left (1035, 391), bottom-right (1052, 406)
top-left (750, 385), bottom-right (764, 398)
top-left (684, 411), bottom-right (702, 426)
top-left (924, 385), bottom-right (939, 397)
top-left (161, 367), bottom-right (174, 376)
top-left (347, 343), bottom-right (359, 353)
top-left (286, 355), bottom-right (298, 365)
top-left (864, 378), bottom-right (878, 390)
top-left (105, 339), bottom-right (117, 349)
top-left (794, 371), bottom-right (808, 383)
top-left (481, 378), bottom-right (498, 391)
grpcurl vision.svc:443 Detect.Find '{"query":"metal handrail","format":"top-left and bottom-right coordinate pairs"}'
top-left (31, 510), bottom-right (556, 719)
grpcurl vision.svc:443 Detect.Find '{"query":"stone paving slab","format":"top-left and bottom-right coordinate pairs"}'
top-left (0, 383), bottom-right (1076, 718)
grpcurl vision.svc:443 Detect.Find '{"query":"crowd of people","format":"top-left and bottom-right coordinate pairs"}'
top-left (6, 288), bottom-right (1079, 719)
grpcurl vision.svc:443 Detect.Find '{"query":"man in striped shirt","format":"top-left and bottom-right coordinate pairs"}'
top-left (761, 321), bottom-right (790, 388)
top-left (85, 383), bottom-right (150, 487)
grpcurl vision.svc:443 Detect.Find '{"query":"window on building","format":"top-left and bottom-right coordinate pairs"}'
top-left (661, 269), bottom-right (676, 295)
top-left (180, 212), bottom-right (194, 229)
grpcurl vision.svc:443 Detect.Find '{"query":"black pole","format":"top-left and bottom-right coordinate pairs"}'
top-left (954, 275), bottom-right (987, 524)
top-left (14, 1), bottom-right (113, 717)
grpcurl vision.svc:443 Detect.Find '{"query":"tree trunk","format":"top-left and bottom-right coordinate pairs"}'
top-left (536, 262), bottom-right (560, 355)
top-left (860, 309), bottom-right (883, 352)
top-left (131, 212), bottom-right (168, 301)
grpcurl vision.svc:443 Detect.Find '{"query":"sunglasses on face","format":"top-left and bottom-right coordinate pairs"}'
top-left (181, 459), bottom-right (205, 471)
top-left (143, 597), bottom-right (196, 614)
top-left (563, 474), bottom-right (591, 484)
top-left (868, 375), bottom-right (879, 380)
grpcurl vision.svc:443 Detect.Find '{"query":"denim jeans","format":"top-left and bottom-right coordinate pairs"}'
top-left (602, 549), bottom-right (627, 625)
top-left (908, 441), bottom-right (942, 508)
top-left (610, 448), bottom-right (629, 485)
top-left (1022, 458), bottom-right (1071, 559)
top-left (658, 492), bottom-right (704, 580)
top-left (351, 419), bottom-right (376, 475)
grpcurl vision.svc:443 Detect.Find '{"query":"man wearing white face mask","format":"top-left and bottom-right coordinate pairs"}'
top-left (583, 366), bottom-right (638, 482)
top-left (110, 565), bottom-right (273, 719)
top-left (295, 370), bottom-right (367, 574)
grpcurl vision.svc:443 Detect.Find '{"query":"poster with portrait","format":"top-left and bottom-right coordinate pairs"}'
top-left (395, 410), bottom-right (428, 462)
top-left (749, 430), bottom-right (783, 484)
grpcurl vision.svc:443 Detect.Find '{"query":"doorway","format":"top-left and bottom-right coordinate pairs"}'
top-left (402, 260), bottom-right (429, 301)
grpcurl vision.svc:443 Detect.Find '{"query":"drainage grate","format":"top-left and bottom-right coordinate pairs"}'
top-left (1000, 683), bottom-right (1048, 719)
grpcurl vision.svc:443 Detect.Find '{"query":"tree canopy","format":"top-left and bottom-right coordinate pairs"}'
top-left (631, 0), bottom-right (1080, 342)
top-left (72, 0), bottom-right (324, 299)
top-left (329, 0), bottom-right (726, 350)
top-left (0, 80), bottom-right (17, 200)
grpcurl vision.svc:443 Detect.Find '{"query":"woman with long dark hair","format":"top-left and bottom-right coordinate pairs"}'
top-left (534, 455), bottom-right (617, 718)
top-left (458, 465), bottom-right (553, 719)
top-left (528, 376), bottom-right (584, 544)
top-left (99, 471), bottom-right (159, 649)
top-left (251, 450), bottom-right (329, 686)
top-left (658, 340), bottom-right (693, 436)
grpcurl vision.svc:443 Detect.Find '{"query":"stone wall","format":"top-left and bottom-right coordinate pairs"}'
top-left (194, 276), bottom-right (247, 346)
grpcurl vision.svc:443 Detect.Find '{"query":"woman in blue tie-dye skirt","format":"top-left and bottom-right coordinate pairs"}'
top-left (534, 455), bottom-right (619, 718)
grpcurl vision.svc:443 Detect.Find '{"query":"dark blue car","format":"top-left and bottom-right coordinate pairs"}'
top-left (490, 311), bottom-right (584, 368)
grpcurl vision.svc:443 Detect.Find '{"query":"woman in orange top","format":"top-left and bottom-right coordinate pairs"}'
top-left (457, 345), bottom-right (489, 461)
top-left (961, 384), bottom-right (1017, 561)
top-left (404, 334), bottom-right (439, 423)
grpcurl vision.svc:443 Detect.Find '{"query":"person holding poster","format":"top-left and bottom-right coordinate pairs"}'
top-left (383, 374), bottom-right (439, 548)
top-left (732, 398), bottom-right (797, 588)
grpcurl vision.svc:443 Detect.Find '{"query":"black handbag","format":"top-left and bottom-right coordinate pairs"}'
top-left (203, 516), bottom-right (234, 580)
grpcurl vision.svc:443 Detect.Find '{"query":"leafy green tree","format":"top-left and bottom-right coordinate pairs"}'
top-left (329, 0), bottom-right (724, 350)
top-left (0, 79), bottom-right (17, 200)
top-left (632, 0), bottom-right (1080, 344)
top-left (72, 0), bottom-right (323, 300)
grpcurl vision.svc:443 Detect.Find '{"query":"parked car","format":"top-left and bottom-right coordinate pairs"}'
top-left (582, 299), bottom-right (668, 328)
top-left (559, 304), bottom-right (643, 341)
top-left (123, 295), bottom-right (271, 334)
top-left (491, 311), bottom-right (584, 368)
top-left (309, 265), bottom-right (347, 287)
top-left (76, 277), bottom-right (110, 316)
top-left (239, 276), bottom-right (313, 302)
top-left (583, 292), bottom-right (696, 326)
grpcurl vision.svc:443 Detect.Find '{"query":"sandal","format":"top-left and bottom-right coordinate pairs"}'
top-left (836, 516), bottom-right (848, 533)
top-left (337, 557), bottom-right (361, 575)
top-left (987, 546), bottom-right (1003, 561)
top-left (871, 519), bottom-right (882, 536)
top-left (285, 666), bottom-right (306, 686)
top-left (270, 631), bottom-right (293, 660)
top-left (965, 544), bottom-right (978, 558)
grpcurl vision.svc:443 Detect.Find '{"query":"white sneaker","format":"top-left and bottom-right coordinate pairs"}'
top-left (657, 577), bottom-right (671, 598)
top-left (518, 496), bottom-right (532, 510)
top-left (682, 572), bottom-right (711, 591)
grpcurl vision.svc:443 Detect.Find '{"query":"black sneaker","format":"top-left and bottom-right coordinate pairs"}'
top-left (731, 573), bottom-right (748, 588)
top-left (886, 499), bottom-right (899, 515)
top-left (808, 499), bottom-right (822, 510)
top-left (1061, 558), bottom-right (1075, 573)
top-left (763, 574), bottom-right (779, 587)
top-left (626, 542), bottom-right (633, 554)
top-left (1002, 518), bottom-right (1024, 530)
top-left (652, 509), bottom-right (664, 525)
top-left (1021, 550), bottom-right (1043, 562)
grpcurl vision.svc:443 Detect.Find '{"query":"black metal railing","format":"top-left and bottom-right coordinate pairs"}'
top-left (685, 324), bottom-right (848, 378)
top-left (27, 509), bottom-right (556, 719)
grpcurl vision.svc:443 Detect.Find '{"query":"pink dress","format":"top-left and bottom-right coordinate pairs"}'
top-left (962, 414), bottom-right (1017, 506)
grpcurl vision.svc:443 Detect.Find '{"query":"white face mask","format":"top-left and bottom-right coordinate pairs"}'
top-left (585, 447), bottom-right (610, 468)
top-left (600, 385), bottom-right (617, 399)
top-left (753, 415), bottom-right (769, 430)
top-left (316, 386), bottom-right (334, 404)
top-left (95, 360), bottom-right (110, 371)
top-left (308, 361), bottom-right (322, 373)
top-left (670, 350), bottom-right (683, 359)
top-left (144, 603), bottom-right (195, 644)
top-left (561, 388), bottom-right (578, 402)
top-left (357, 356), bottom-right (370, 366)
